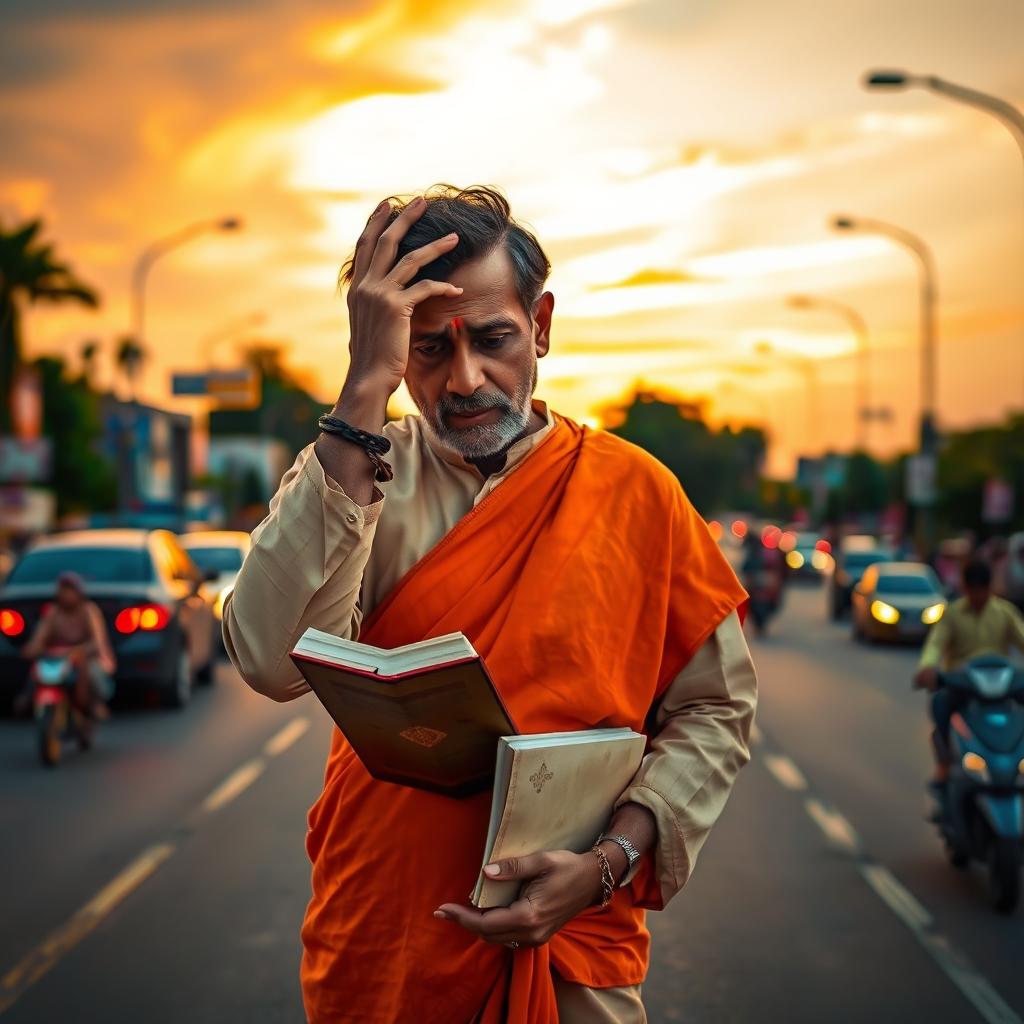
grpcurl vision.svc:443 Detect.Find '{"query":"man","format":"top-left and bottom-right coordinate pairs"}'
top-left (20, 571), bottom-right (115, 718)
top-left (224, 186), bottom-right (757, 1023)
top-left (915, 559), bottom-right (1024, 782)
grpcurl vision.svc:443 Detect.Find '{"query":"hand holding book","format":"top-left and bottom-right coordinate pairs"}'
top-left (434, 802), bottom-right (658, 949)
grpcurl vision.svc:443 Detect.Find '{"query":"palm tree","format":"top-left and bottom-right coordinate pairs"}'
top-left (114, 335), bottom-right (147, 403)
top-left (0, 219), bottom-right (99, 432)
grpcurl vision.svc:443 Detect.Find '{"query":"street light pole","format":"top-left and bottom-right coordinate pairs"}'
top-left (832, 215), bottom-right (938, 551)
top-left (831, 216), bottom-right (938, 453)
top-left (788, 294), bottom-right (871, 451)
top-left (122, 216), bottom-right (242, 522)
top-left (864, 71), bottom-right (1024, 170)
top-left (865, 70), bottom-right (1024, 407)
top-left (131, 216), bottom-right (243, 346)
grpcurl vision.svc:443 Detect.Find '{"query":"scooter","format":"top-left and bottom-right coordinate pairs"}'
top-left (31, 652), bottom-right (95, 767)
top-left (933, 655), bottom-right (1024, 913)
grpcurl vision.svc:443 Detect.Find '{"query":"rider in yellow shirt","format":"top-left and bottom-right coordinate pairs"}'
top-left (914, 560), bottom-right (1024, 782)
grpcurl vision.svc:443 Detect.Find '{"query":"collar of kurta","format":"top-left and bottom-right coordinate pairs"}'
top-left (417, 398), bottom-right (554, 477)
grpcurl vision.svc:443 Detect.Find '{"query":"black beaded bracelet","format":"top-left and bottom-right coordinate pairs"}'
top-left (318, 414), bottom-right (394, 482)
top-left (317, 414), bottom-right (391, 454)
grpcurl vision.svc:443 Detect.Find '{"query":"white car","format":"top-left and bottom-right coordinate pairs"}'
top-left (178, 531), bottom-right (251, 654)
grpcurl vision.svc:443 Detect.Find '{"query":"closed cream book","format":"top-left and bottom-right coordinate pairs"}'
top-left (472, 728), bottom-right (646, 909)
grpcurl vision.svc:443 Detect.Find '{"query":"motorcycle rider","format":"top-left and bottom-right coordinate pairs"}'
top-left (19, 571), bottom-right (115, 719)
top-left (914, 559), bottom-right (1024, 785)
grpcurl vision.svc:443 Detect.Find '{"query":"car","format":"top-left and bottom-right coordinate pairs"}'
top-left (0, 529), bottom-right (216, 709)
top-left (177, 531), bottom-right (251, 655)
top-left (827, 544), bottom-right (894, 620)
top-left (851, 562), bottom-right (947, 644)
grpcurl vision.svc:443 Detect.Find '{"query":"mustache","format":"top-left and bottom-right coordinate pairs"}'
top-left (436, 391), bottom-right (514, 418)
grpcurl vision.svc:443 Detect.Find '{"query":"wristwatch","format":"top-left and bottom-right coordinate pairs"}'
top-left (598, 833), bottom-right (641, 883)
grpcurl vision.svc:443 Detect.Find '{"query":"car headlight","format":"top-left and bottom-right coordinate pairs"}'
top-left (870, 600), bottom-right (900, 624)
top-left (962, 751), bottom-right (990, 782)
top-left (786, 550), bottom-right (805, 570)
top-left (213, 583), bottom-right (234, 621)
top-left (921, 603), bottom-right (945, 625)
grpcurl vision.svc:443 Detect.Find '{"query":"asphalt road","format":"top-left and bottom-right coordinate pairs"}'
top-left (1, 585), bottom-right (1021, 1023)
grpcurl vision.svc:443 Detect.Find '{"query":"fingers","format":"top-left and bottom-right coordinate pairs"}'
top-left (367, 195), bottom-right (427, 280)
top-left (385, 232), bottom-right (459, 287)
top-left (351, 199), bottom-right (392, 284)
top-left (401, 279), bottom-right (463, 308)
top-left (482, 851), bottom-right (549, 882)
top-left (434, 898), bottom-right (544, 945)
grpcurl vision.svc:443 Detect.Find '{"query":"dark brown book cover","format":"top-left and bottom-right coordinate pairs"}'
top-left (290, 651), bottom-right (517, 798)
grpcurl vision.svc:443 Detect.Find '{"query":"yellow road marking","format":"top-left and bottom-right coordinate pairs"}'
top-left (0, 843), bottom-right (175, 1012)
top-left (200, 758), bottom-right (265, 814)
top-left (263, 716), bottom-right (310, 757)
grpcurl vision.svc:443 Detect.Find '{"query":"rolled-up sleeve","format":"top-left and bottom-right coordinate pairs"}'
top-left (222, 443), bottom-right (383, 702)
top-left (616, 610), bottom-right (757, 906)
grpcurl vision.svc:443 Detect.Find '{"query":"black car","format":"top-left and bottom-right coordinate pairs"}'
top-left (827, 547), bottom-right (893, 620)
top-left (0, 529), bottom-right (216, 709)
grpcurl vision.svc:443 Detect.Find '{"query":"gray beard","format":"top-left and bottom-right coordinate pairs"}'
top-left (416, 372), bottom-right (536, 460)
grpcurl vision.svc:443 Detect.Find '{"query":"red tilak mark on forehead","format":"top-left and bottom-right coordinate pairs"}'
top-left (448, 316), bottom-right (465, 334)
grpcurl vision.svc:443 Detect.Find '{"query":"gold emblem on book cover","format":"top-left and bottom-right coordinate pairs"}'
top-left (530, 762), bottom-right (553, 793)
top-left (400, 726), bottom-right (448, 748)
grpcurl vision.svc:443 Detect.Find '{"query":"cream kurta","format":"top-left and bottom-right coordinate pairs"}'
top-left (225, 403), bottom-right (756, 897)
top-left (223, 403), bottom-right (757, 1020)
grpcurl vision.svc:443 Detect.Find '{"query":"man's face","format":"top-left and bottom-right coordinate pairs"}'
top-left (406, 246), bottom-right (552, 459)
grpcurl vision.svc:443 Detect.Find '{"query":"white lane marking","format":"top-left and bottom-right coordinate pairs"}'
top-left (759, 737), bottom-right (1021, 1024)
top-left (263, 716), bottom-right (310, 757)
top-left (804, 797), bottom-right (861, 854)
top-left (0, 842), bottom-right (176, 1011)
top-left (763, 753), bottom-right (808, 791)
top-left (200, 758), bottom-right (265, 814)
top-left (860, 865), bottom-right (1023, 1024)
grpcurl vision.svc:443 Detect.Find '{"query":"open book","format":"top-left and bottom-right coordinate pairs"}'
top-left (472, 728), bottom-right (646, 908)
top-left (290, 627), bottom-right (516, 798)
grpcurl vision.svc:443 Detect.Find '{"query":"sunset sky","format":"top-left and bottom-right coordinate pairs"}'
top-left (2, 0), bottom-right (1023, 474)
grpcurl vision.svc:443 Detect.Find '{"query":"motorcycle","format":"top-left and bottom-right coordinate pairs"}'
top-left (932, 655), bottom-right (1024, 913)
top-left (31, 651), bottom-right (95, 767)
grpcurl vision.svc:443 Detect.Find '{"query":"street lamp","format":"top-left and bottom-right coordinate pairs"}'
top-left (787, 294), bottom-right (871, 451)
top-left (864, 71), bottom-right (1024, 169)
top-left (131, 216), bottom-right (243, 345)
top-left (830, 215), bottom-right (938, 454)
top-left (865, 71), bottom-right (1024, 407)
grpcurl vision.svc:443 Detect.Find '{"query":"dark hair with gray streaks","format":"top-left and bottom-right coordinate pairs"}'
top-left (340, 185), bottom-right (551, 314)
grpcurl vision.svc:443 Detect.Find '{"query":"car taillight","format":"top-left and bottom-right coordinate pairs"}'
top-left (0, 609), bottom-right (25, 637)
top-left (115, 604), bottom-right (172, 634)
top-left (816, 539), bottom-right (832, 554)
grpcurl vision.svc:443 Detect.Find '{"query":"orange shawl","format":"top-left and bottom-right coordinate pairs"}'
top-left (300, 416), bottom-right (746, 1023)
